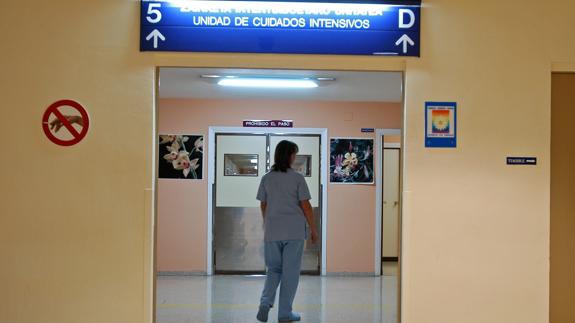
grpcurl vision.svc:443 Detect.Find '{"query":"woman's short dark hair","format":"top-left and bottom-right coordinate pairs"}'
top-left (272, 140), bottom-right (299, 172)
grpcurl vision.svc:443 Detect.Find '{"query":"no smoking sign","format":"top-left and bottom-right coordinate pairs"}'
top-left (42, 100), bottom-right (90, 146)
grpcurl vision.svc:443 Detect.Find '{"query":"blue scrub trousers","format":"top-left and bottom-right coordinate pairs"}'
top-left (260, 239), bottom-right (305, 319)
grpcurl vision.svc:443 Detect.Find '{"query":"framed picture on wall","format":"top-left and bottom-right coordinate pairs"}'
top-left (330, 138), bottom-right (374, 184)
top-left (425, 102), bottom-right (457, 148)
top-left (158, 134), bottom-right (204, 179)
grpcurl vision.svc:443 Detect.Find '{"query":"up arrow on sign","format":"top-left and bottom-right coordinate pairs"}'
top-left (146, 29), bottom-right (165, 49)
top-left (395, 34), bottom-right (415, 54)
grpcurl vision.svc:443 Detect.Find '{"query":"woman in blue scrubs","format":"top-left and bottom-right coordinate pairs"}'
top-left (256, 140), bottom-right (319, 322)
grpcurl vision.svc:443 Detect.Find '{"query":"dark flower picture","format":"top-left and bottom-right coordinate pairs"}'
top-left (159, 135), bottom-right (203, 179)
top-left (330, 138), bottom-right (374, 184)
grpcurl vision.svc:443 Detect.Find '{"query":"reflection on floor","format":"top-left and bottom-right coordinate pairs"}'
top-left (157, 274), bottom-right (397, 323)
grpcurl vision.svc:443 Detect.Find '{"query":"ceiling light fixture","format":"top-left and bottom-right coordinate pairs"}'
top-left (217, 77), bottom-right (319, 89)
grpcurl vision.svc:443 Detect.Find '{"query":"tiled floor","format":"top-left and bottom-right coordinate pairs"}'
top-left (156, 270), bottom-right (398, 323)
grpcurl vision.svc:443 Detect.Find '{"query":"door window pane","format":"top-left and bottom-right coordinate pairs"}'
top-left (293, 155), bottom-right (312, 177)
top-left (224, 154), bottom-right (259, 176)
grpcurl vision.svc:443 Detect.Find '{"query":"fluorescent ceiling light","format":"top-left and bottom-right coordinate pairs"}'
top-left (218, 78), bottom-right (318, 89)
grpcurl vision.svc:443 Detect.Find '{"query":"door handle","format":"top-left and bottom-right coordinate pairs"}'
top-left (393, 201), bottom-right (399, 207)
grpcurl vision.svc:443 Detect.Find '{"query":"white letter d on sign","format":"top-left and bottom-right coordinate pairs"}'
top-left (399, 9), bottom-right (415, 29)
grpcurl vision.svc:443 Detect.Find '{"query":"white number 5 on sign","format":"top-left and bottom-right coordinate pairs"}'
top-left (146, 3), bottom-right (162, 24)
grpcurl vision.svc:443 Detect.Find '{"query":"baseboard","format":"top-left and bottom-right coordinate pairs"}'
top-left (215, 270), bottom-right (320, 276)
top-left (157, 271), bottom-right (207, 276)
top-left (326, 272), bottom-right (377, 277)
top-left (158, 271), bottom-right (378, 277)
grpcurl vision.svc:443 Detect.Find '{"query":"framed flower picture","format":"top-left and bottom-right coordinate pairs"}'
top-left (158, 134), bottom-right (204, 179)
top-left (330, 138), bottom-right (374, 184)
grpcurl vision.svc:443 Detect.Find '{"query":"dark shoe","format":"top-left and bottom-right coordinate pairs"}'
top-left (279, 312), bottom-right (301, 322)
top-left (256, 304), bottom-right (271, 322)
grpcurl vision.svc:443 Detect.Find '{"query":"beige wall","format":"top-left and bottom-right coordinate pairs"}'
top-left (157, 98), bottom-right (401, 272)
top-left (1, 1), bottom-right (575, 323)
top-left (400, 2), bottom-right (566, 321)
top-left (550, 73), bottom-right (575, 323)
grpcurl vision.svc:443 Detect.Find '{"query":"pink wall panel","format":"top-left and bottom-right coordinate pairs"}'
top-left (158, 98), bottom-right (401, 272)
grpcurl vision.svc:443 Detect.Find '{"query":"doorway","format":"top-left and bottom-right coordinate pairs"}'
top-left (212, 132), bottom-right (324, 275)
top-left (550, 72), bottom-right (575, 323)
top-left (382, 145), bottom-right (401, 275)
top-left (375, 129), bottom-right (402, 277)
top-left (154, 67), bottom-right (405, 323)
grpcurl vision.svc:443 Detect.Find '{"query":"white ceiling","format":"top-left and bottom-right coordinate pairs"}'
top-left (159, 68), bottom-right (403, 102)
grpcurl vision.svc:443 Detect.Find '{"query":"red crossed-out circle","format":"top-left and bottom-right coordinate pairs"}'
top-left (42, 99), bottom-right (90, 146)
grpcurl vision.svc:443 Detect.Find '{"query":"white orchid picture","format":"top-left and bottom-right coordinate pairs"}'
top-left (159, 135), bottom-right (204, 179)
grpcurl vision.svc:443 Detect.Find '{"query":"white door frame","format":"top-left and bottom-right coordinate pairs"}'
top-left (207, 126), bottom-right (329, 276)
top-left (375, 128), bottom-right (401, 275)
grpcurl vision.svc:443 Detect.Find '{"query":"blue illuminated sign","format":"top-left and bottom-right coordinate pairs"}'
top-left (140, 0), bottom-right (421, 56)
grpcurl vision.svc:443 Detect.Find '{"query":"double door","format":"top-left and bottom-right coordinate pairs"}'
top-left (214, 133), bottom-right (321, 274)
